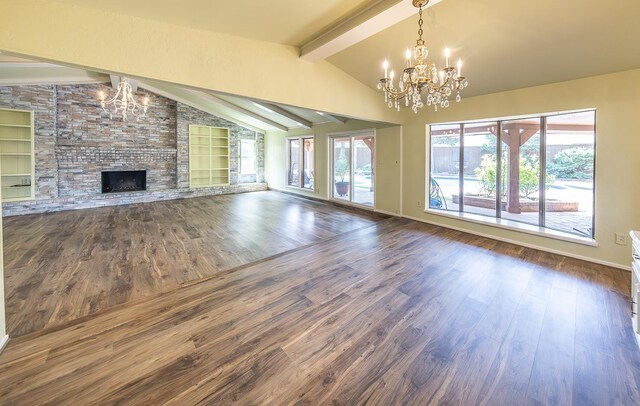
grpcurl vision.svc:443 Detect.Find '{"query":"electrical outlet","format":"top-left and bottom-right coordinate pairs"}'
top-left (417, 200), bottom-right (422, 208)
top-left (615, 233), bottom-right (628, 246)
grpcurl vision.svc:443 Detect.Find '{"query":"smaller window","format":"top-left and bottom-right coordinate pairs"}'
top-left (240, 139), bottom-right (256, 175)
top-left (287, 136), bottom-right (314, 190)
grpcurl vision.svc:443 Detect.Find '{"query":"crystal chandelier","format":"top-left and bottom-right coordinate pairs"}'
top-left (98, 78), bottom-right (149, 121)
top-left (377, 0), bottom-right (468, 113)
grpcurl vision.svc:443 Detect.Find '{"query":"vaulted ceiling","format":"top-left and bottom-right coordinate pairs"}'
top-left (3, 0), bottom-right (640, 123)
top-left (0, 54), bottom-right (348, 133)
top-left (51, 0), bottom-right (379, 46)
top-left (46, 0), bottom-right (640, 99)
top-left (328, 0), bottom-right (640, 97)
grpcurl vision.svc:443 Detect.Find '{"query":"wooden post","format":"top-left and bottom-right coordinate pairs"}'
top-left (503, 126), bottom-right (540, 214)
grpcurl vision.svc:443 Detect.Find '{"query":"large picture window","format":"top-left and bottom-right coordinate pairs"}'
top-left (429, 110), bottom-right (595, 239)
top-left (287, 136), bottom-right (314, 189)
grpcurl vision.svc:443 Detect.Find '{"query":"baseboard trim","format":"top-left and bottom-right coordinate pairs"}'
top-left (268, 187), bottom-right (328, 203)
top-left (403, 214), bottom-right (631, 272)
top-left (374, 209), bottom-right (402, 218)
top-left (0, 335), bottom-right (9, 354)
top-left (268, 187), bottom-right (390, 219)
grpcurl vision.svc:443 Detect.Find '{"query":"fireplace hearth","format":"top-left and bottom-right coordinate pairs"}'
top-left (101, 170), bottom-right (147, 193)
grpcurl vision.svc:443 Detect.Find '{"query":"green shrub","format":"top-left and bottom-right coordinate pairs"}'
top-left (519, 161), bottom-right (539, 198)
top-left (475, 154), bottom-right (553, 199)
top-left (547, 147), bottom-right (594, 180)
top-left (475, 155), bottom-right (497, 197)
top-left (519, 161), bottom-right (555, 198)
top-left (334, 154), bottom-right (349, 182)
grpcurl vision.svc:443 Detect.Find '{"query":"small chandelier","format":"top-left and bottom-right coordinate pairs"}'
top-left (377, 0), bottom-right (468, 113)
top-left (98, 78), bottom-right (149, 121)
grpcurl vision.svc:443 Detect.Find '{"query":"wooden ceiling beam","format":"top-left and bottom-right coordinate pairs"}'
top-left (253, 101), bottom-right (312, 129)
top-left (300, 0), bottom-right (443, 62)
top-left (204, 94), bottom-right (289, 132)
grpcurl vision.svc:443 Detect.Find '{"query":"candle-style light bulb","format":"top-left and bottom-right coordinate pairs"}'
top-left (383, 59), bottom-right (389, 78)
top-left (457, 59), bottom-right (462, 76)
top-left (439, 70), bottom-right (444, 84)
top-left (444, 48), bottom-right (451, 67)
top-left (390, 70), bottom-right (395, 80)
top-left (405, 48), bottom-right (412, 68)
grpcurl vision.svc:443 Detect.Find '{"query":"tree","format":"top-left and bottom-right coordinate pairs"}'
top-left (519, 161), bottom-right (555, 198)
top-left (519, 161), bottom-right (539, 198)
top-left (547, 147), bottom-right (594, 180)
top-left (476, 155), bottom-right (554, 199)
top-left (475, 155), bottom-right (497, 197)
top-left (475, 155), bottom-right (508, 197)
top-left (432, 135), bottom-right (459, 146)
top-left (334, 153), bottom-right (349, 182)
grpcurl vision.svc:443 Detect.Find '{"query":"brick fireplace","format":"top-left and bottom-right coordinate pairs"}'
top-left (0, 84), bottom-right (266, 216)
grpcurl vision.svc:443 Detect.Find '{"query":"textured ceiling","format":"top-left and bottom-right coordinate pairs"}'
top-left (327, 0), bottom-right (640, 97)
top-left (51, 0), bottom-right (379, 46)
top-left (25, 0), bottom-right (640, 99)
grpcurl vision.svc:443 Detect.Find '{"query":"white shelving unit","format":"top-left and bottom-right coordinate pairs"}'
top-left (188, 125), bottom-right (230, 188)
top-left (0, 108), bottom-right (35, 202)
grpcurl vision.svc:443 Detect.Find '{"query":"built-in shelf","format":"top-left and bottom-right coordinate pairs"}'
top-left (0, 124), bottom-right (31, 128)
top-left (0, 108), bottom-right (34, 202)
top-left (189, 125), bottom-right (230, 188)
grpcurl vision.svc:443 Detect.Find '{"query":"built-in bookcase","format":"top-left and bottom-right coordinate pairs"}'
top-left (0, 108), bottom-right (35, 202)
top-left (189, 125), bottom-right (230, 188)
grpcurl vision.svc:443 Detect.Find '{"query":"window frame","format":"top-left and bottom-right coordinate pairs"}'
top-left (239, 138), bottom-right (256, 175)
top-left (286, 135), bottom-right (314, 191)
top-left (427, 109), bottom-right (596, 243)
top-left (328, 130), bottom-right (376, 209)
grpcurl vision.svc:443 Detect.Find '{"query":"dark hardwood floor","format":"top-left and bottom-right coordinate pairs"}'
top-left (0, 198), bottom-right (638, 405)
top-left (2, 191), bottom-right (382, 337)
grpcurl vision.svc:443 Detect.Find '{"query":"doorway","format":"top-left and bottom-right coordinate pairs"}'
top-left (330, 131), bottom-right (375, 207)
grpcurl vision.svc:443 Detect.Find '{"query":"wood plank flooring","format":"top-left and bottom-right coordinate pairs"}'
top-left (0, 201), bottom-right (639, 405)
top-left (2, 191), bottom-right (382, 337)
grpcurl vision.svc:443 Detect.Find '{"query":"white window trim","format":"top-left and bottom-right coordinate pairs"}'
top-left (424, 208), bottom-right (597, 246)
top-left (327, 129), bottom-right (376, 210)
top-left (240, 138), bottom-right (256, 175)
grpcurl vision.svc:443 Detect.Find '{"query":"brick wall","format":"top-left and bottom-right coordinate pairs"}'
top-left (0, 84), bottom-right (266, 216)
top-left (55, 84), bottom-right (178, 197)
top-left (0, 85), bottom-right (58, 199)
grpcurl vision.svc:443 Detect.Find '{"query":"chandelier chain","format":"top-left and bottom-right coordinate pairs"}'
top-left (417, 6), bottom-right (424, 46)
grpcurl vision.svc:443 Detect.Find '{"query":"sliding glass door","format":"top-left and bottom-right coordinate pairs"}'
top-left (331, 132), bottom-right (375, 207)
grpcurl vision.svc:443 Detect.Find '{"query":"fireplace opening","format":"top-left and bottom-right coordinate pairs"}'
top-left (101, 170), bottom-right (147, 193)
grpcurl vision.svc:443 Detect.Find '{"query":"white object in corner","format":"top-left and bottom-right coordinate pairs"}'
top-left (0, 335), bottom-right (8, 354)
top-left (630, 231), bottom-right (640, 348)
